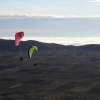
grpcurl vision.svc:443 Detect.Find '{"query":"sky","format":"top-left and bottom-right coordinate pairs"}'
top-left (0, 0), bottom-right (100, 37)
top-left (1, 0), bottom-right (100, 17)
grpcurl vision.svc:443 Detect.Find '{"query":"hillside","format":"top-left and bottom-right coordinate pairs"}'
top-left (0, 48), bottom-right (100, 99)
top-left (0, 39), bottom-right (65, 51)
top-left (0, 39), bottom-right (100, 51)
top-left (1, 39), bottom-right (100, 99)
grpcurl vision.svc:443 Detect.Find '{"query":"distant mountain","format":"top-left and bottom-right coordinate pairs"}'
top-left (0, 39), bottom-right (100, 51)
top-left (64, 44), bottom-right (100, 51)
top-left (0, 39), bottom-right (65, 51)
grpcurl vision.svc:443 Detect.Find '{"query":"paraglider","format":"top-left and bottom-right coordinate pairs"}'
top-left (15, 31), bottom-right (24, 46)
top-left (19, 57), bottom-right (24, 61)
top-left (34, 63), bottom-right (37, 66)
top-left (15, 31), bottom-right (24, 61)
top-left (28, 46), bottom-right (38, 58)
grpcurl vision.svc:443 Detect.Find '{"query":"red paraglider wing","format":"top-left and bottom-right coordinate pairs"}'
top-left (15, 31), bottom-right (24, 46)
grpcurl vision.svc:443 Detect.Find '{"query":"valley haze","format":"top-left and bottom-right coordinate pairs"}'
top-left (1, 37), bottom-right (100, 46)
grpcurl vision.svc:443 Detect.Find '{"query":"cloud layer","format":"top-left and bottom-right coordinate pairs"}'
top-left (1, 37), bottom-right (100, 46)
top-left (0, 14), bottom-right (100, 19)
top-left (89, 0), bottom-right (100, 3)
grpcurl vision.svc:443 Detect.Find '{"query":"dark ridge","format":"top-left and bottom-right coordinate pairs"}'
top-left (0, 92), bottom-right (13, 96)
top-left (18, 69), bottom-right (34, 72)
top-left (0, 66), bottom-right (8, 71)
top-left (89, 85), bottom-right (100, 93)
top-left (0, 66), bottom-right (14, 71)
top-left (84, 74), bottom-right (99, 78)
top-left (25, 80), bottom-right (44, 84)
top-left (47, 68), bottom-right (60, 73)
top-left (60, 96), bottom-right (76, 100)
top-left (18, 69), bottom-right (42, 74)
top-left (2, 98), bottom-right (14, 100)
top-left (76, 44), bottom-right (100, 51)
top-left (37, 63), bottom-right (50, 65)
top-left (54, 83), bottom-right (76, 91)
top-left (0, 39), bottom-right (100, 51)
top-left (0, 78), bottom-right (14, 81)
top-left (0, 39), bottom-right (65, 51)
top-left (76, 53), bottom-right (83, 56)
top-left (69, 65), bottom-right (80, 70)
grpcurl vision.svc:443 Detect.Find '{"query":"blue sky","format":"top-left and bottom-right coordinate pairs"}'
top-left (0, 0), bottom-right (100, 37)
top-left (1, 0), bottom-right (100, 17)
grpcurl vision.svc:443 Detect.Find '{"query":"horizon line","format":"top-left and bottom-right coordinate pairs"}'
top-left (0, 14), bottom-right (100, 18)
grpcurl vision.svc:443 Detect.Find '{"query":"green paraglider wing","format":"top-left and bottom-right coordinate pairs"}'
top-left (28, 46), bottom-right (38, 58)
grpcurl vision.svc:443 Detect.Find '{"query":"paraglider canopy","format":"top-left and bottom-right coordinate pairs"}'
top-left (28, 46), bottom-right (38, 58)
top-left (15, 31), bottom-right (24, 46)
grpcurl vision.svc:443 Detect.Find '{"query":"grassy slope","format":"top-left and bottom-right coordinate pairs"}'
top-left (0, 50), bottom-right (100, 100)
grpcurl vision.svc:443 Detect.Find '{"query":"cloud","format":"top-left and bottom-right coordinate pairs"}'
top-left (0, 14), bottom-right (100, 19)
top-left (1, 37), bottom-right (100, 46)
top-left (88, 0), bottom-right (100, 3)
top-left (0, 14), bottom-right (80, 19)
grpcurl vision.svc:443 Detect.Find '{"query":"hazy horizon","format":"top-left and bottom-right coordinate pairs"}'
top-left (1, 37), bottom-right (100, 46)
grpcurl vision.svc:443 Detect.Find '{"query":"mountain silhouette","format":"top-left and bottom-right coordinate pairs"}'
top-left (0, 39), bottom-right (100, 51)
